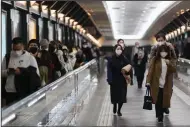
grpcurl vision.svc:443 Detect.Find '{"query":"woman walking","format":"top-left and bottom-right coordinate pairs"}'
top-left (146, 44), bottom-right (176, 122)
top-left (133, 47), bottom-right (147, 88)
top-left (107, 44), bottom-right (132, 116)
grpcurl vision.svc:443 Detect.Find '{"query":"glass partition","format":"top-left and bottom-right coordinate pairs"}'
top-left (2, 59), bottom-right (98, 126)
top-left (1, 11), bottom-right (7, 61)
top-left (177, 58), bottom-right (190, 86)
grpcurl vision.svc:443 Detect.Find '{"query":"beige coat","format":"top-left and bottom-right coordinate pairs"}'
top-left (146, 57), bottom-right (176, 108)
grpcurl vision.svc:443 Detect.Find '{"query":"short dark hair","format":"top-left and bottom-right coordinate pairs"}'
top-left (28, 39), bottom-right (40, 47)
top-left (155, 33), bottom-right (166, 41)
top-left (12, 37), bottom-right (24, 45)
top-left (117, 39), bottom-right (124, 43)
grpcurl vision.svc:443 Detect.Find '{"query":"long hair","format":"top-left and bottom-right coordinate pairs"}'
top-left (155, 44), bottom-right (171, 60)
top-left (112, 44), bottom-right (124, 57)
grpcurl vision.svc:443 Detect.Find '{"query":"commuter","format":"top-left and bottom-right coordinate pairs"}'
top-left (146, 44), bottom-right (176, 122)
top-left (49, 41), bottom-right (62, 80)
top-left (82, 42), bottom-right (93, 62)
top-left (38, 39), bottom-right (52, 85)
top-left (74, 47), bottom-right (85, 69)
top-left (28, 39), bottom-right (40, 65)
top-left (183, 37), bottom-right (190, 60)
top-left (1, 37), bottom-right (40, 105)
top-left (132, 42), bottom-right (140, 58)
top-left (62, 45), bottom-right (73, 72)
top-left (133, 47), bottom-right (147, 89)
top-left (173, 43), bottom-right (179, 78)
top-left (69, 47), bottom-right (77, 68)
top-left (56, 42), bottom-right (67, 76)
top-left (107, 44), bottom-right (132, 116)
top-left (117, 39), bottom-right (134, 85)
top-left (148, 33), bottom-right (177, 114)
top-left (149, 33), bottom-right (176, 60)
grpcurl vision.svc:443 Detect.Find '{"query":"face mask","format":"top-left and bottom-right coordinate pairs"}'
top-left (49, 46), bottom-right (55, 53)
top-left (160, 52), bottom-right (168, 58)
top-left (158, 41), bottom-right (165, 46)
top-left (29, 47), bottom-right (38, 54)
top-left (83, 45), bottom-right (87, 48)
top-left (12, 50), bottom-right (22, 57)
top-left (115, 49), bottom-right (122, 56)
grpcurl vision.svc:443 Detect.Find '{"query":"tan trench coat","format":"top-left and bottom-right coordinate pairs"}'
top-left (146, 57), bottom-right (176, 108)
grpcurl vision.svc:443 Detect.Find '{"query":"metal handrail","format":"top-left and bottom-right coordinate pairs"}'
top-left (2, 59), bottom-right (96, 119)
top-left (178, 58), bottom-right (190, 65)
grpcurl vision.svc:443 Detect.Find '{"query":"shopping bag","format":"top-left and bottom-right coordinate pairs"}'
top-left (143, 87), bottom-right (152, 110)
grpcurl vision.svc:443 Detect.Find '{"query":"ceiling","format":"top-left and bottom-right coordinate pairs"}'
top-left (78, 1), bottom-right (190, 42)
top-left (103, 1), bottom-right (180, 39)
top-left (77, 1), bottom-right (113, 39)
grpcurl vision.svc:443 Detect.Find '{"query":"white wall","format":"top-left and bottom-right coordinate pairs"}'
top-left (102, 39), bottom-right (153, 46)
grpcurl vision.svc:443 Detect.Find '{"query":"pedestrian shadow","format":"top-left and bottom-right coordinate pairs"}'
top-left (164, 115), bottom-right (173, 127)
top-left (112, 115), bottom-right (132, 127)
top-left (112, 115), bottom-right (118, 127)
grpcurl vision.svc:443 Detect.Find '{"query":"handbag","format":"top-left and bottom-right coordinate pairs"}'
top-left (143, 87), bottom-right (152, 110)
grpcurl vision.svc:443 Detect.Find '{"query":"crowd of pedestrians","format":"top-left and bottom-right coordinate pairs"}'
top-left (1, 37), bottom-right (100, 107)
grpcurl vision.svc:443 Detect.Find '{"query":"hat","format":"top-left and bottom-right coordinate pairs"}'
top-left (62, 45), bottom-right (68, 51)
top-left (40, 39), bottom-right (49, 47)
top-left (28, 39), bottom-right (40, 47)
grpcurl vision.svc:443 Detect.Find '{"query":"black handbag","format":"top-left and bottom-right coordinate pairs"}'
top-left (143, 87), bottom-right (152, 110)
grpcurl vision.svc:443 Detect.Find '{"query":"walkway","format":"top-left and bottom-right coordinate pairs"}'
top-left (75, 70), bottom-right (190, 126)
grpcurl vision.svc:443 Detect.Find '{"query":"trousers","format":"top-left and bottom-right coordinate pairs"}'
top-left (155, 88), bottom-right (164, 118)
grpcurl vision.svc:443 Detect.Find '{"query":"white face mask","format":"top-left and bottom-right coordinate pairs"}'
top-left (115, 49), bottom-right (122, 56)
top-left (12, 50), bottom-right (23, 57)
top-left (158, 41), bottom-right (165, 46)
top-left (160, 52), bottom-right (168, 58)
top-left (83, 45), bottom-right (87, 48)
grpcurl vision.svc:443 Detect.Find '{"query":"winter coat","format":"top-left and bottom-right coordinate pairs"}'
top-left (106, 56), bottom-right (112, 84)
top-left (109, 54), bottom-right (130, 104)
top-left (146, 57), bottom-right (176, 108)
top-left (133, 53), bottom-right (147, 77)
top-left (15, 66), bottom-right (41, 99)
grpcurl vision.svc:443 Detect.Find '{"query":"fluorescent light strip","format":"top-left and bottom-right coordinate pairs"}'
top-left (103, 1), bottom-right (178, 39)
top-left (27, 93), bottom-right (46, 107)
top-left (2, 113), bottom-right (16, 126)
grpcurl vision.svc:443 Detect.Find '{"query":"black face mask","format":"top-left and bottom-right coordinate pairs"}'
top-left (49, 45), bottom-right (55, 53)
top-left (29, 47), bottom-right (38, 54)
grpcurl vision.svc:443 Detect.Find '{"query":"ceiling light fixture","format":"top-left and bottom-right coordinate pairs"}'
top-left (42, 5), bottom-right (47, 10)
top-left (103, 1), bottom-right (179, 39)
top-left (30, 1), bottom-right (36, 6)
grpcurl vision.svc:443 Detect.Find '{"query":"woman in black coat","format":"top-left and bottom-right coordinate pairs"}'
top-left (108, 44), bottom-right (131, 116)
top-left (133, 47), bottom-right (147, 88)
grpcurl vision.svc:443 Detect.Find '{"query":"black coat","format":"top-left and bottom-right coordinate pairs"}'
top-left (109, 54), bottom-right (130, 104)
top-left (15, 66), bottom-right (41, 99)
top-left (133, 53), bottom-right (147, 77)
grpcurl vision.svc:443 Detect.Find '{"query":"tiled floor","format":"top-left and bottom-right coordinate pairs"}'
top-left (76, 72), bottom-right (190, 126)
